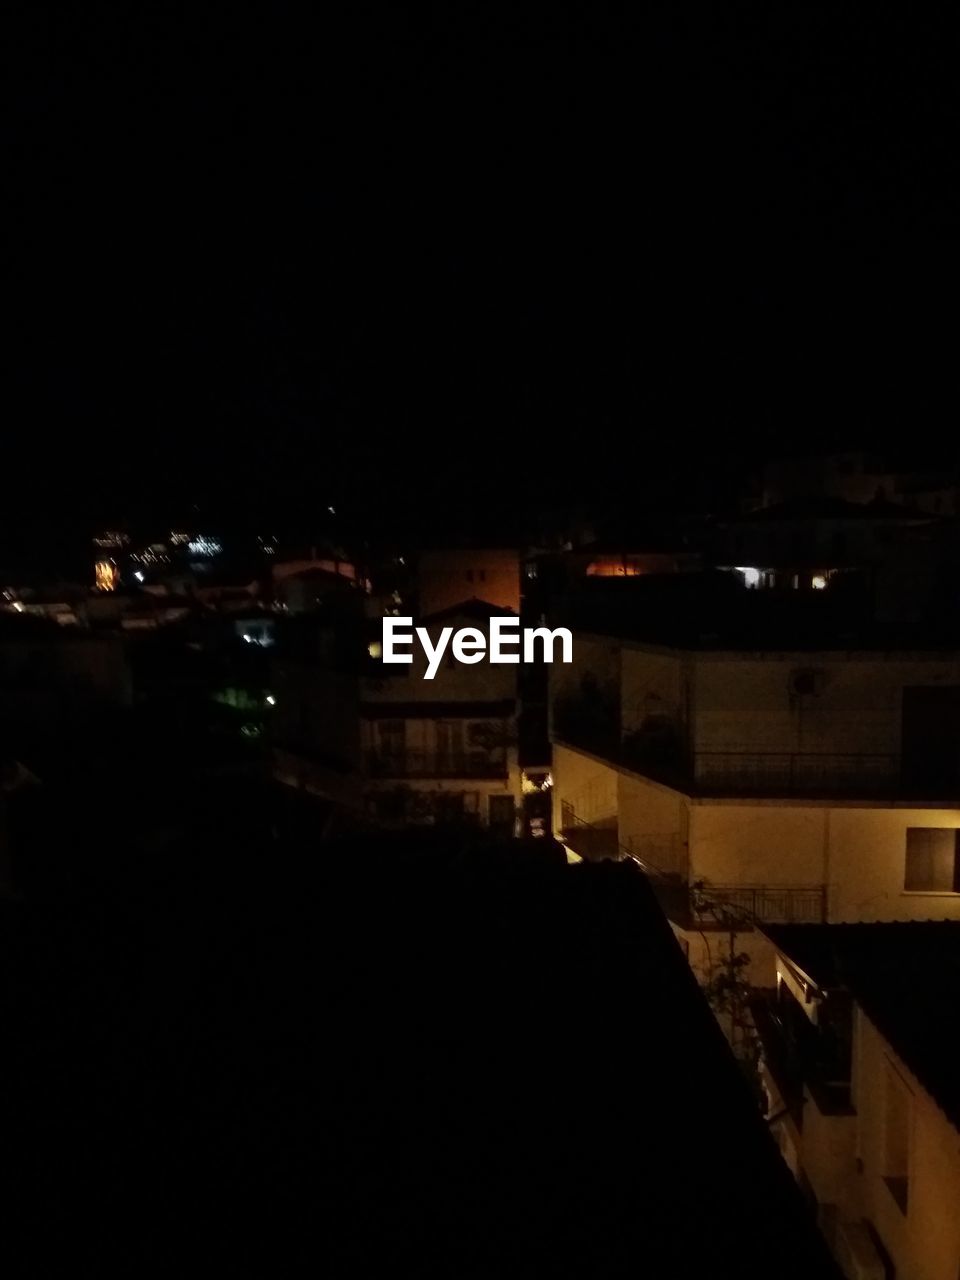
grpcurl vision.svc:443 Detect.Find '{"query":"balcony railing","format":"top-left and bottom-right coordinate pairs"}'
top-left (694, 750), bottom-right (899, 797)
top-left (695, 883), bottom-right (827, 925)
top-left (558, 812), bottom-right (826, 929)
top-left (365, 749), bottom-right (507, 780)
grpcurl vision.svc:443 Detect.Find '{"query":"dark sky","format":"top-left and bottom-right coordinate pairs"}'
top-left (4, 4), bottom-right (959, 540)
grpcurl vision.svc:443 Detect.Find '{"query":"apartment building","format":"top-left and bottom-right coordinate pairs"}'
top-left (551, 608), bottom-right (960, 982)
top-left (753, 922), bottom-right (960, 1280)
top-left (362, 600), bottom-right (522, 832)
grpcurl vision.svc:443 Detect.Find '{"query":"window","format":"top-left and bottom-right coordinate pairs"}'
top-left (904, 828), bottom-right (960, 892)
top-left (883, 1066), bottom-right (911, 1214)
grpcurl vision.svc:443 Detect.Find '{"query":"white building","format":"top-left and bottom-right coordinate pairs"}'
top-left (755, 922), bottom-right (960, 1280)
top-left (552, 630), bottom-right (960, 981)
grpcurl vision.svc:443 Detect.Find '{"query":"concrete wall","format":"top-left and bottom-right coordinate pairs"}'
top-left (551, 742), bottom-right (618, 830)
top-left (617, 771), bottom-right (688, 875)
top-left (620, 646), bottom-right (685, 737)
top-left (852, 1012), bottom-right (960, 1280)
top-left (553, 743), bottom-right (960, 924)
top-left (693, 652), bottom-right (960, 759)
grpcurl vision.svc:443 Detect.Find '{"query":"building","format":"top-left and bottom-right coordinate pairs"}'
top-left (417, 548), bottom-right (520, 616)
top-left (753, 922), bottom-right (960, 1280)
top-left (762, 450), bottom-right (960, 518)
top-left (550, 594), bottom-right (960, 985)
top-left (713, 495), bottom-right (938, 595)
top-left (361, 600), bottom-right (522, 833)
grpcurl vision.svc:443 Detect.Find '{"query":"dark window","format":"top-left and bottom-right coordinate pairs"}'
top-left (488, 794), bottom-right (515, 834)
top-left (901, 686), bottom-right (960, 793)
top-left (904, 828), bottom-right (960, 892)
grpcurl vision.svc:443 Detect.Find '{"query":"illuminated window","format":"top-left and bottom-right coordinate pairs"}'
top-left (811, 574), bottom-right (827, 590)
top-left (904, 828), bottom-right (960, 892)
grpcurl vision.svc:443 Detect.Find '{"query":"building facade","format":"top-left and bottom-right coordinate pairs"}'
top-left (754, 923), bottom-right (960, 1280)
top-left (552, 633), bottom-right (960, 981)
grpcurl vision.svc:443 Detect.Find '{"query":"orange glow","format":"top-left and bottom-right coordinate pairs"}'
top-left (95, 559), bottom-right (118, 592)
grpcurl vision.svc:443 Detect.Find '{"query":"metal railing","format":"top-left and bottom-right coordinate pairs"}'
top-left (694, 883), bottom-right (827, 925)
top-left (694, 750), bottom-right (898, 797)
top-left (558, 811), bottom-right (826, 927)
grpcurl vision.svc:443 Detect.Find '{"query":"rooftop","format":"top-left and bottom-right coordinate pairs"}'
top-left (1, 808), bottom-right (839, 1275)
top-left (564, 573), bottom-right (960, 651)
top-left (420, 597), bottom-right (518, 625)
top-left (763, 922), bottom-right (960, 1129)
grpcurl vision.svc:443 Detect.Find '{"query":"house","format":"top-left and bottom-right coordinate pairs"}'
top-left (753, 922), bottom-right (960, 1280)
top-left (550, 586), bottom-right (960, 986)
top-left (361, 600), bottom-right (522, 833)
top-left (417, 548), bottom-right (520, 616)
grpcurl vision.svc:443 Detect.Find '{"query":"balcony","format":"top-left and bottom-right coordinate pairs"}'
top-left (364, 749), bottom-right (507, 780)
top-left (750, 988), bottom-right (855, 1122)
top-left (559, 814), bottom-right (825, 930)
top-left (694, 883), bottom-right (827, 925)
top-left (693, 750), bottom-right (899, 798)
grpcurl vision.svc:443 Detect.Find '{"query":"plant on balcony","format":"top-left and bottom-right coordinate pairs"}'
top-left (693, 881), bottom-right (764, 1107)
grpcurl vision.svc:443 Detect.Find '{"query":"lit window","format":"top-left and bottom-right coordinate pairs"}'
top-left (811, 575), bottom-right (827, 590)
top-left (735, 566), bottom-right (761, 589)
top-left (368, 640), bottom-right (382, 659)
top-left (904, 828), bottom-right (960, 892)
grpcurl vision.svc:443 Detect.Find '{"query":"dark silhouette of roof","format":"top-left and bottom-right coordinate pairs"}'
top-left (743, 496), bottom-right (935, 522)
top-left (1, 809), bottom-right (839, 1275)
top-left (763, 922), bottom-right (960, 1129)
top-left (420, 597), bottom-right (518, 624)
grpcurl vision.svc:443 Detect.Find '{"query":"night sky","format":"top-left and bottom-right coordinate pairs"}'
top-left (5, 4), bottom-right (958, 544)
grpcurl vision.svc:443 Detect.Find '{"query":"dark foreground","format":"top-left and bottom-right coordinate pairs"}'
top-left (1, 793), bottom-right (837, 1276)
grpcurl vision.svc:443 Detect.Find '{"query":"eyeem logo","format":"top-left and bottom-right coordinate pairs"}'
top-left (382, 617), bottom-right (573, 680)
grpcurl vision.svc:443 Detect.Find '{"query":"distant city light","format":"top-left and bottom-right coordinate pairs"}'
top-left (134, 570), bottom-right (145, 583)
top-left (242, 633), bottom-right (252, 643)
top-left (265, 694), bottom-right (276, 706)
top-left (328, 505), bottom-right (335, 514)
top-left (187, 535), bottom-right (222, 557)
top-left (368, 640), bottom-right (382, 659)
top-left (95, 559), bottom-right (119, 592)
top-left (169, 531), bottom-right (191, 546)
top-left (93, 531), bottom-right (130, 550)
top-left (12, 601), bottom-right (25, 613)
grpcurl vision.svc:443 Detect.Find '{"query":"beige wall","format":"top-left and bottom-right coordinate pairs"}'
top-left (620, 646), bottom-right (684, 737)
top-left (552, 743), bottom-right (960, 923)
top-left (828, 807), bottom-right (960, 922)
top-left (551, 742), bottom-right (618, 830)
top-left (690, 803), bottom-right (826, 886)
top-left (617, 772), bottom-right (688, 876)
top-left (852, 1012), bottom-right (960, 1280)
top-left (692, 652), bottom-right (960, 758)
top-left (692, 801), bottom-right (960, 921)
